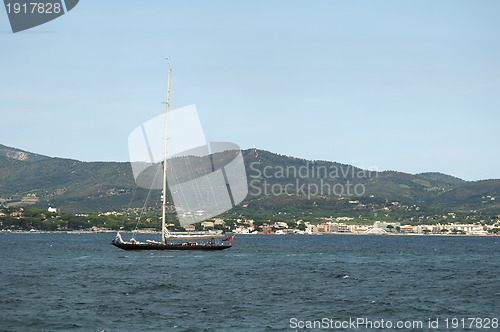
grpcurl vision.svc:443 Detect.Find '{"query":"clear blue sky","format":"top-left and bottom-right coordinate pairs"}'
top-left (1, 1), bottom-right (499, 180)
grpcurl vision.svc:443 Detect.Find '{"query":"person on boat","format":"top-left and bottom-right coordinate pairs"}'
top-left (113, 232), bottom-right (125, 244)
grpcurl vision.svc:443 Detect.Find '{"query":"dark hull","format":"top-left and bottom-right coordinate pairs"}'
top-left (112, 242), bottom-right (231, 251)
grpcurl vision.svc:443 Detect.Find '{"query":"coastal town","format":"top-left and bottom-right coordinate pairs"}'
top-left (224, 218), bottom-right (499, 236)
top-left (1, 206), bottom-right (499, 236)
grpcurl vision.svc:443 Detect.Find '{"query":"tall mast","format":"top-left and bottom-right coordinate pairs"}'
top-left (162, 65), bottom-right (171, 245)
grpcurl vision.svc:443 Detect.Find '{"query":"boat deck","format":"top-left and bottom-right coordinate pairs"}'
top-left (111, 241), bottom-right (231, 251)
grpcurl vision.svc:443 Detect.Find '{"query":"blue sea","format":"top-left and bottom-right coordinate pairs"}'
top-left (0, 233), bottom-right (498, 331)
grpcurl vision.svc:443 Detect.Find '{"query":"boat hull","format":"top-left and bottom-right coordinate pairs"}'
top-left (112, 241), bottom-right (231, 251)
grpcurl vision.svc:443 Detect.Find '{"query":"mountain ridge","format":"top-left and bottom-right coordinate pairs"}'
top-left (1, 144), bottom-right (499, 214)
top-left (0, 144), bottom-right (49, 162)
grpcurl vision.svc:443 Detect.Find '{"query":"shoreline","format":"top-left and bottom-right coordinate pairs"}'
top-left (1, 230), bottom-right (498, 237)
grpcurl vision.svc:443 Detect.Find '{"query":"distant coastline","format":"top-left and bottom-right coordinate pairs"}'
top-left (1, 230), bottom-right (498, 237)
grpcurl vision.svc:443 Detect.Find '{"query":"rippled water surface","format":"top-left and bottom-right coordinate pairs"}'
top-left (0, 233), bottom-right (499, 331)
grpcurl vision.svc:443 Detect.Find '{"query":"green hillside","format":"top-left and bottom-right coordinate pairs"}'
top-left (0, 147), bottom-right (157, 213)
top-left (1, 144), bottom-right (499, 215)
top-left (416, 172), bottom-right (466, 186)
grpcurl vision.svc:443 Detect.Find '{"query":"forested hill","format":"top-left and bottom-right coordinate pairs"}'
top-left (0, 144), bottom-right (499, 214)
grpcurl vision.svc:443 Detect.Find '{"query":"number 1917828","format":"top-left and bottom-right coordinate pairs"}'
top-left (5, 2), bottom-right (62, 14)
top-left (444, 318), bottom-right (498, 329)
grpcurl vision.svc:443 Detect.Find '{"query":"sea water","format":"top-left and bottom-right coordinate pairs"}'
top-left (0, 233), bottom-right (498, 331)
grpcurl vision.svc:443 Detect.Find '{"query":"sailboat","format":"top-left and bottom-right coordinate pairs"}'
top-left (112, 65), bottom-right (232, 251)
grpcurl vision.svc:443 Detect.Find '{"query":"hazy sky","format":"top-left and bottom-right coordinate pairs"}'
top-left (1, 1), bottom-right (499, 180)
